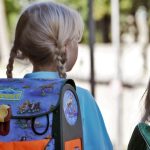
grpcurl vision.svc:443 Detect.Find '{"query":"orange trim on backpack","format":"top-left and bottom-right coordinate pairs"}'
top-left (0, 139), bottom-right (49, 150)
top-left (65, 138), bottom-right (82, 150)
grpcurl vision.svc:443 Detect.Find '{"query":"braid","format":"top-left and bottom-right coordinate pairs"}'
top-left (54, 47), bottom-right (67, 78)
top-left (6, 46), bottom-right (18, 78)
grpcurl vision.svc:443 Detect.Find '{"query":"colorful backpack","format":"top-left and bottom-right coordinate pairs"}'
top-left (0, 78), bottom-right (83, 150)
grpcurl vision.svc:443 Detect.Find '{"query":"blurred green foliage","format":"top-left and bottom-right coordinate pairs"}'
top-left (3, 0), bottom-right (150, 43)
top-left (57, 0), bottom-right (111, 42)
top-left (5, 0), bottom-right (21, 36)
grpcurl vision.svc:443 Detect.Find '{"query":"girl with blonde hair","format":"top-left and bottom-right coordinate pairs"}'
top-left (6, 1), bottom-right (112, 149)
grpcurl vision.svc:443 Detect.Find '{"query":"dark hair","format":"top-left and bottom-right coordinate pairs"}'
top-left (142, 80), bottom-right (150, 122)
top-left (6, 2), bottom-right (83, 78)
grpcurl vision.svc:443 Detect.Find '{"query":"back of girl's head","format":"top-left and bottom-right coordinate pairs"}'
top-left (142, 80), bottom-right (150, 122)
top-left (6, 1), bottom-right (84, 78)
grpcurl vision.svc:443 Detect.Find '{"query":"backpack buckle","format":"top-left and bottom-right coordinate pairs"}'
top-left (0, 104), bottom-right (11, 136)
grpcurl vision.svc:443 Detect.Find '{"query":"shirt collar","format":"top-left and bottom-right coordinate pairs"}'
top-left (24, 71), bottom-right (60, 79)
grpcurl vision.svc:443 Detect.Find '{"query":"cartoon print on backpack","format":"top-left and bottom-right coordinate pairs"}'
top-left (0, 104), bottom-right (11, 135)
top-left (0, 78), bottom-right (62, 144)
top-left (63, 90), bottom-right (78, 126)
top-left (40, 83), bottom-right (55, 96)
top-left (29, 83), bottom-right (55, 97)
top-left (0, 87), bottom-right (22, 101)
top-left (16, 119), bottom-right (42, 129)
top-left (17, 100), bottom-right (41, 114)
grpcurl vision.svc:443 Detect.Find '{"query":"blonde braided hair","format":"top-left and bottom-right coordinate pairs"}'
top-left (54, 47), bottom-right (67, 78)
top-left (6, 2), bottom-right (84, 78)
top-left (6, 45), bottom-right (18, 78)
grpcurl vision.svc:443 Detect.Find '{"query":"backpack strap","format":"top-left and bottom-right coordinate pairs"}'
top-left (51, 79), bottom-right (83, 150)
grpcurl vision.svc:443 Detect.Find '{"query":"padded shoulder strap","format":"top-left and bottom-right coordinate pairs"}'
top-left (64, 79), bottom-right (76, 90)
top-left (52, 78), bottom-right (83, 150)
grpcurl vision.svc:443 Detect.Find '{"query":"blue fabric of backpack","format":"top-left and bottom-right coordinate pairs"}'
top-left (0, 78), bottom-right (66, 149)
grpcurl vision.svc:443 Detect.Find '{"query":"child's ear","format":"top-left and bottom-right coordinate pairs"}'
top-left (64, 40), bottom-right (70, 55)
top-left (16, 50), bottom-right (26, 59)
top-left (64, 44), bottom-right (67, 53)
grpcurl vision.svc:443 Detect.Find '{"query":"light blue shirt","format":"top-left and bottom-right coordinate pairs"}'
top-left (24, 72), bottom-right (113, 150)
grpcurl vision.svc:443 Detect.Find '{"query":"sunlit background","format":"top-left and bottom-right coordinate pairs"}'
top-left (0, 0), bottom-right (150, 149)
